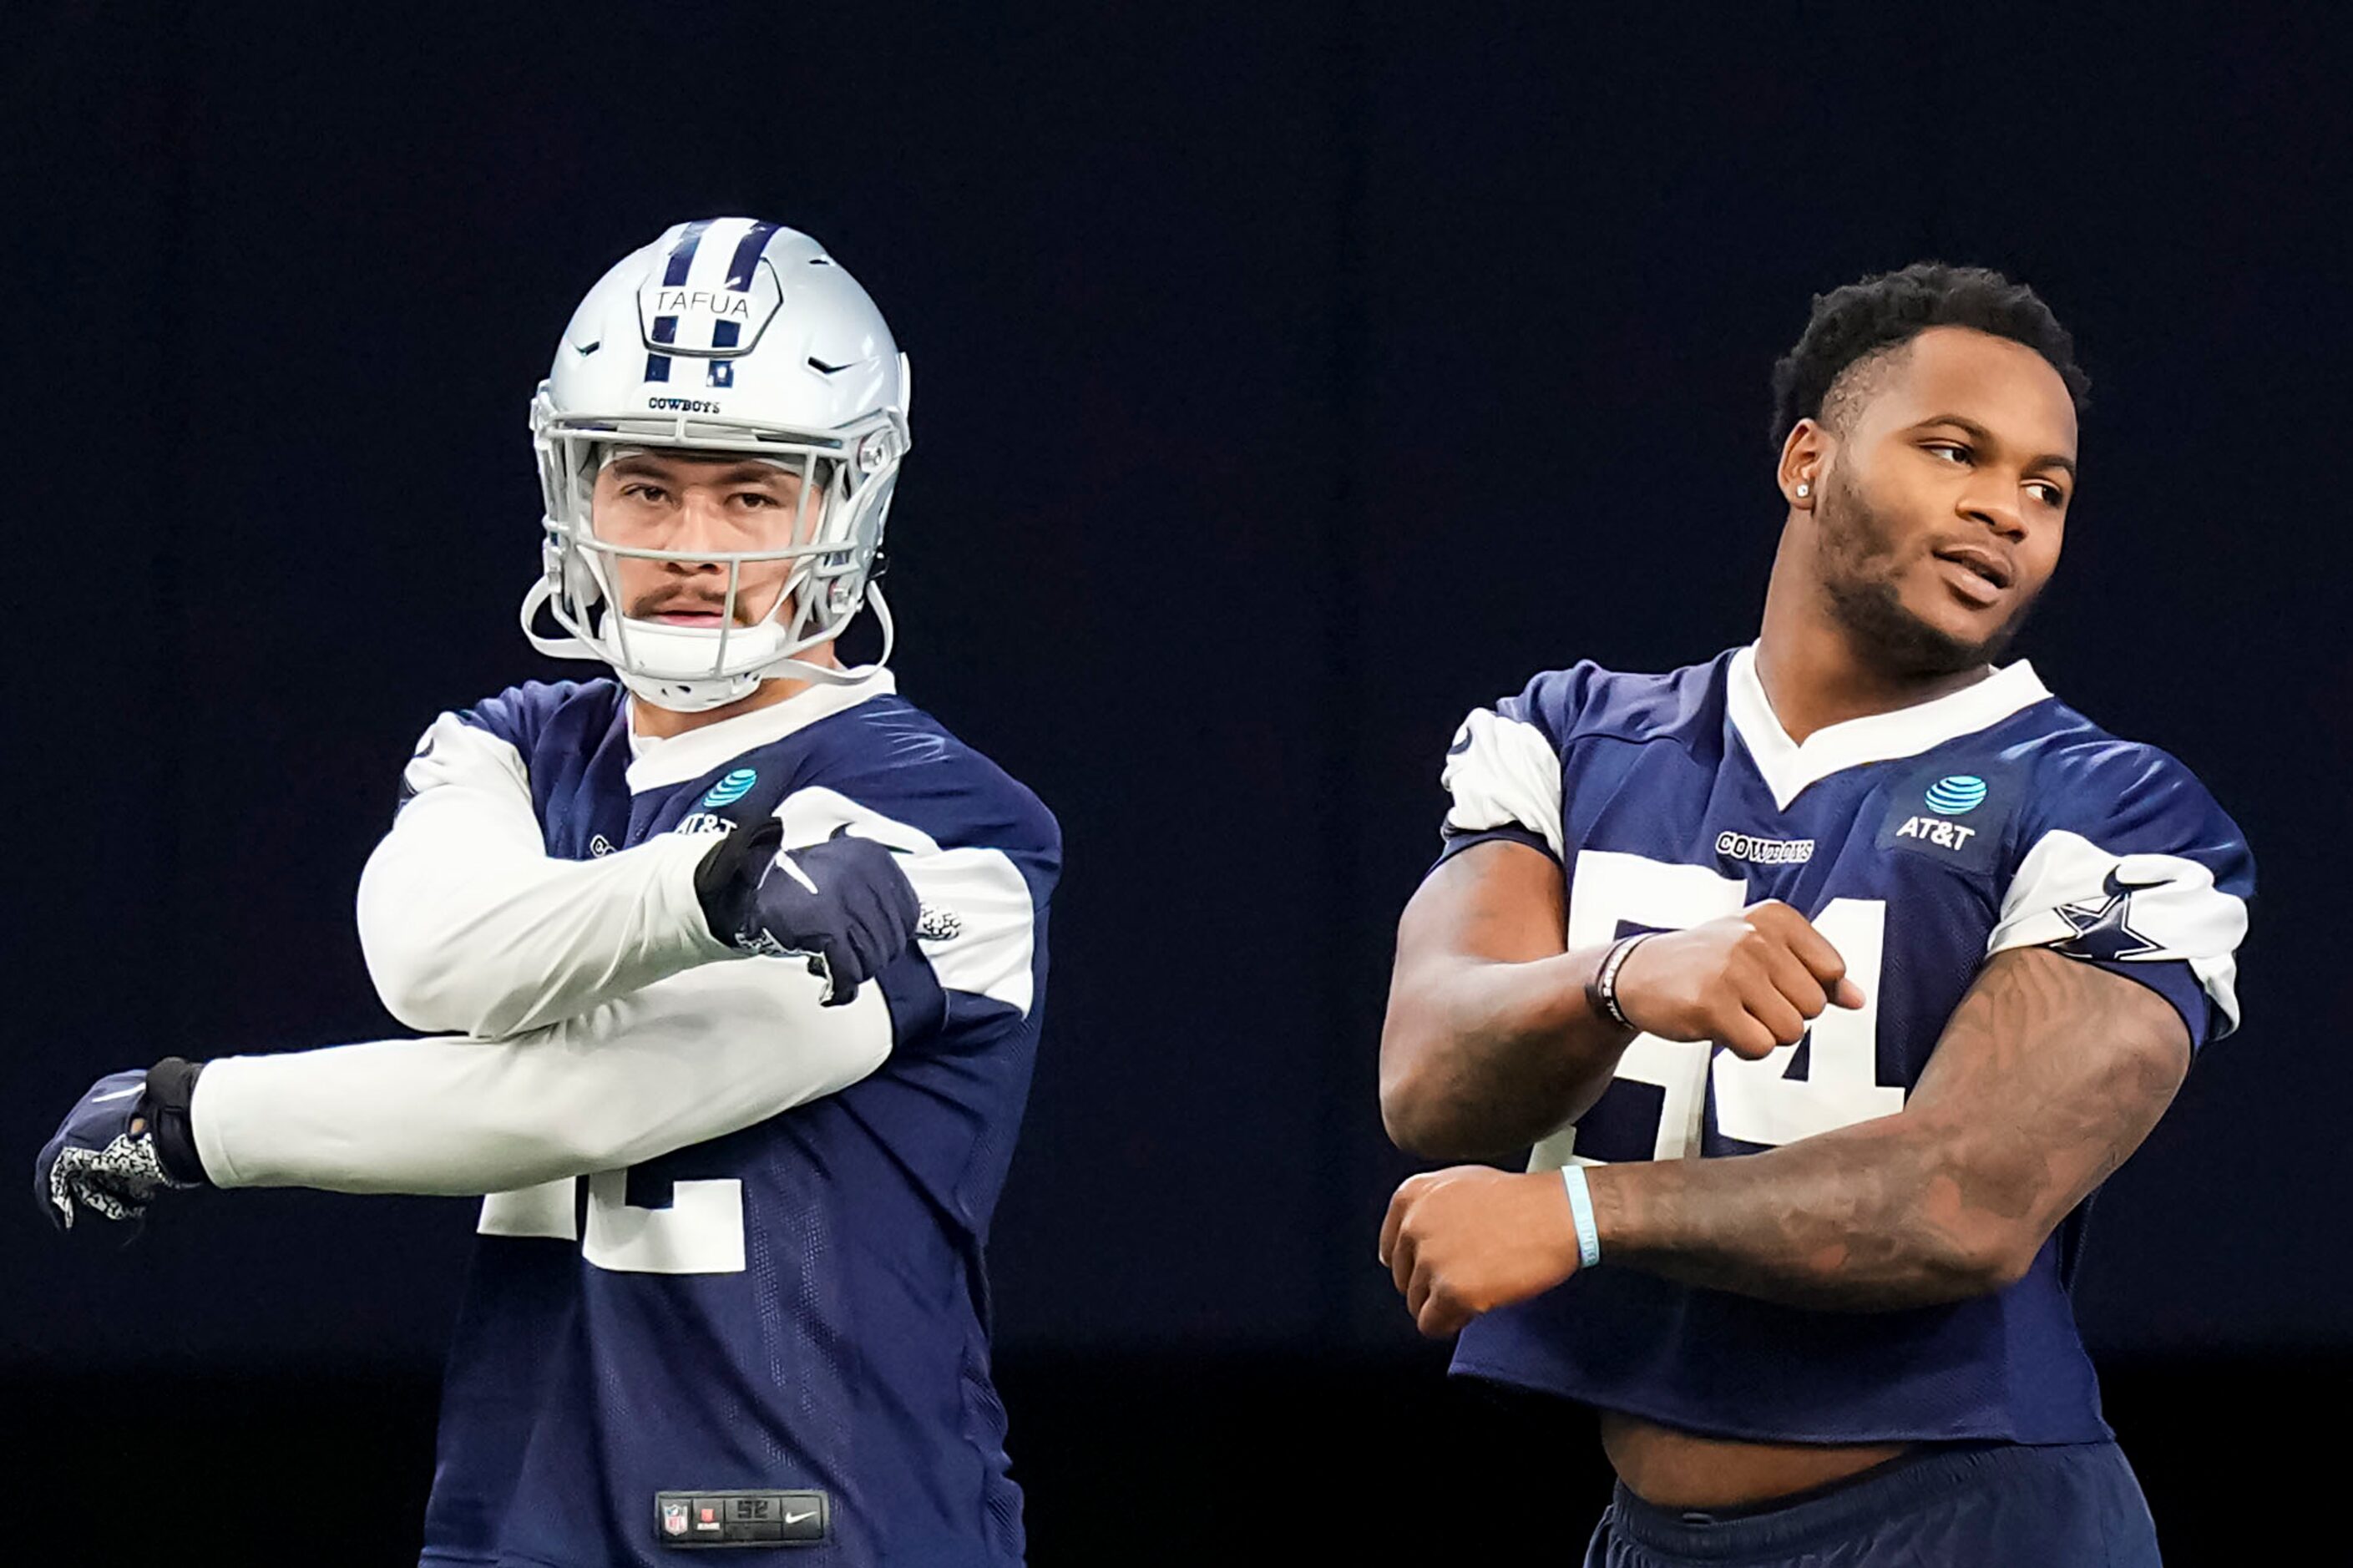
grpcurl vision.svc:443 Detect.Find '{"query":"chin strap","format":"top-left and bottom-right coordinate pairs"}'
top-left (519, 577), bottom-right (597, 662)
top-left (519, 577), bottom-right (898, 699)
top-left (770, 584), bottom-right (895, 686)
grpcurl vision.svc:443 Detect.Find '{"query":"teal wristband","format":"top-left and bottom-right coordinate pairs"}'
top-left (1561, 1165), bottom-right (1602, 1270)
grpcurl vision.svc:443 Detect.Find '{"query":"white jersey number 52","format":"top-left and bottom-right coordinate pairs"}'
top-left (473, 1170), bottom-right (745, 1275)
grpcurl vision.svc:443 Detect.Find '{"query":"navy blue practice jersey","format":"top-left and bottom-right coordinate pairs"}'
top-left (408, 675), bottom-right (1057, 1568)
top-left (1435, 645), bottom-right (2252, 1444)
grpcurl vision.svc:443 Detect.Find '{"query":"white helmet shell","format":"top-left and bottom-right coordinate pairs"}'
top-left (522, 218), bottom-right (911, 710)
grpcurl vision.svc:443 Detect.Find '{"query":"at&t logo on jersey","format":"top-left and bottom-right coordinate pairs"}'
top-left (1893, 814), bottom-right (1978, 851)
top-left (1876, 768), bottom-right (2010, 870)
top-left (1898, 776), bottom-right (1986, 850)
top-left (702, 769), bottom-right (757, 807)
top-left (1925, 775), bottom-right (1988, 814)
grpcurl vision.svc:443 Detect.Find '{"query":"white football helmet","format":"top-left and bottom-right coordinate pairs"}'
top-left (522, 217), bottom-right (911, 711)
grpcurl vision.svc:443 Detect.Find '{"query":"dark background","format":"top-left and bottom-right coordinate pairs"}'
top-left (5, 4), bottom-right (2347, 1561)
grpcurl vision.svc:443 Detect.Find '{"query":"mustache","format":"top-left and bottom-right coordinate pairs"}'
top-left (625, 579), bottom-right (801, 625)
top-left (629, 589), bottom-right (728, 615)
top-left (625, 588), bottom-right (762, 624)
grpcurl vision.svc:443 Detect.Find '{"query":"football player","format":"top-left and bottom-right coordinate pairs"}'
top-left (1377, 264), bottom-right (2250, 1566)
top-left (37, 218), bottom-right (1058, 1567)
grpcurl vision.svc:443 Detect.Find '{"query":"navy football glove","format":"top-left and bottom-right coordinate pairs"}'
top-left (696, 820), bottom-right (923, 1006)
top-left (35, 1058), bottom-right (208, 1231)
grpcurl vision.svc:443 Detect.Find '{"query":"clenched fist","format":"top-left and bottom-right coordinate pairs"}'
top-left (1612, 899), bottom-right (1865, 1060)
top-left (696, 820), bottom-right (923, 1006)
top-left (1379, 1166), bottom-right (1582, 1338)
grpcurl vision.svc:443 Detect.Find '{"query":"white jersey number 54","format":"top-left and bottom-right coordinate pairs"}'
top-left (1532, 849), bottom-right (1902, 1170)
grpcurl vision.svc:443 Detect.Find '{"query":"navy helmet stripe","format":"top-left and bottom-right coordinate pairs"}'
top-left (661, 220), bottom-right (713, 287)
top-left (724, 222), bottom-right (779, 291)
top-left (645, 354), bottom-right (671, 382)
top-left (650, 315), bottom-right (679, 346)
top-left (711, 320), bottom-right (741, 350)
top-left (709, 362), bottom-right (734, 388)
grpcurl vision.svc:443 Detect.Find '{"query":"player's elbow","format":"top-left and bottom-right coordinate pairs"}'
top-left (360, 917), bottom-right (465, 1037)
top-left (362, 904), bottom-right (539, 1039)
top-left (366, 951), bottom-right (453, 1034)
top-left (367, 951), bottom-right (524, 1041)
top-left (1379, 1084), bottom-right (1440, 1159)
top-left (1969, 1232), bottom-right (2042, 1294)
top-left (1910, 1225), bottom-right (2037, 1303)
top-left (1379, 1011), bottom-right (1586, 1161)
top-left (1378, 1039), bottom-right (1438, 1154)
top-left (357, 855), bottom-right (528, 1039)
top-left (1378, 1056), bottom-right (1485, 1161)
top-left (1380, 994), bottom-right (1470, 1157)
top-left (1936, 1245), bottom-right (2034, 1303)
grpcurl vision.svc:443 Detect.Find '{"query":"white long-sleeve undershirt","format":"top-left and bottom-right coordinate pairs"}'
top-left (200, 678), bottom-right (1035, 1198)
top-left (356, 713), bottom-right (736, 1040)
top-left (190, 959), bottom-right (890, 1193)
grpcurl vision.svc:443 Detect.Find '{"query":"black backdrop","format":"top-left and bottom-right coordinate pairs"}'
top-left (5, 6), bottom-right (2348, 1561)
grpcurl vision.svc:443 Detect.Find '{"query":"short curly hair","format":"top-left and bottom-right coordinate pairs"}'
top-left (1769, 262), bottom-right (2089, 449)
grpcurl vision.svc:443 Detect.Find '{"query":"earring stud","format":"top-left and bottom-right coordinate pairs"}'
top-left (1795, 483), bottom-right (1811, 498)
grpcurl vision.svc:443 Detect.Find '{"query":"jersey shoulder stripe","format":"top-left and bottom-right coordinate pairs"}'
top-left (1988, 704), bottom-right (2255, 1039)
top-left (1440, 655), bottom-right (1728, 860)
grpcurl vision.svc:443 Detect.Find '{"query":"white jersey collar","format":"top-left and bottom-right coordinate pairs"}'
top-left (624, 670), bottom-right (897, 793)
top-left (1728, 643), bottom-right (2049, 812)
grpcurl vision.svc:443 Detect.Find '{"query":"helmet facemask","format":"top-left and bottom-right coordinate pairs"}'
top-left (523, 393), bottom-right (906, 711)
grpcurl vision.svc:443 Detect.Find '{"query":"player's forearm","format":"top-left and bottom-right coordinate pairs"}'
top-left (1584, 1115), bottom-right (2024, 1311)
top-left (1380, 946), bottom-right (1633, 1159)
top-left (192, 961), bottom-right (888, 1193)
top-left (1585, 949), bottom-right (2194, 1313)
top-left (359, 812), bottom-right (735, 1039)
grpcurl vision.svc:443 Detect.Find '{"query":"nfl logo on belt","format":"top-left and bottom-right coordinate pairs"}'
top-left (662, 1501), bottom-right (689, 1537)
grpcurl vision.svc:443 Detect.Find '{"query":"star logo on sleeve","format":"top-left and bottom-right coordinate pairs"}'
top-left (2052, 868), bottom-right (2168, 962)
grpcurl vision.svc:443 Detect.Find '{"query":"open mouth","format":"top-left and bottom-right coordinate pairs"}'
top-left (1931, 546), bottom-right (2012, 593)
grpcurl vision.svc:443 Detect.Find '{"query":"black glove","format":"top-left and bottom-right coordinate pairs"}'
top-left (696, 820), bottom-right (922, 1005)
top-left (34, 1056), bottom-right (209, 1231)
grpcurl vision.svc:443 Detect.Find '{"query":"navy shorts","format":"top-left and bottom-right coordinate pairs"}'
top-left (1583, 1440), bottom-right (2161, 1567)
